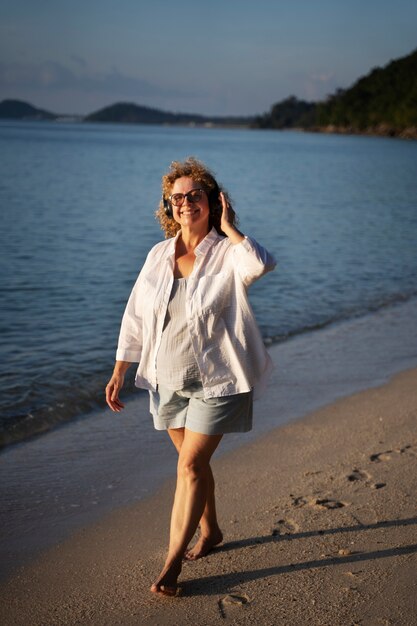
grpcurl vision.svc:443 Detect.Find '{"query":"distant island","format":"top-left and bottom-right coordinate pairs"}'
top-left (1, 47), bottom-right (416, 139)
top-left (0, 99), bottom-right (57, 121)
top-left (0, 99), bottom-right (251, 128)
top-left (84, 102), bottom-right (252, 128)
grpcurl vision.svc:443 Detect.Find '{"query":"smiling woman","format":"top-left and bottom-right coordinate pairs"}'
top-left (105, 156), bottom-right (276, 596)
top-left (156, 157), bottom-right (237, 239)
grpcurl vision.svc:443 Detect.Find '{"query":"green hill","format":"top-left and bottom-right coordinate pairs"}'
top-left (255, 48), bottom-right (417, 138)
top-left (84, 101), bottom-right (252, 127)
top-left (0, 99), bottom-right (56, 120)
top-left (84, 102), bottom-right (204, 124)
top-left (315, 48), bottom-right (417, 134)
top-left (254, 96), bottom-right (316, 129)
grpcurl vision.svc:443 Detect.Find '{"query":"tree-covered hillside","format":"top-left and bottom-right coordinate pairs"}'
top-left (255, 48), bottom-right (417, 138)
top-left (0, 99), bottom-right (56, 120)
top-left (315, 48), bottom-right (417, 132)
top-left (254, 96), bottom-right (315, 129)
top-left (84, 102), bottom-right (206, 124)
top-left (84, 102), bottom-right (252, 127)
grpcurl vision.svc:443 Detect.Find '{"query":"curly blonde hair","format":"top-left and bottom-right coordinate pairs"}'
top-left (156, 157), bottom-right (235, 238)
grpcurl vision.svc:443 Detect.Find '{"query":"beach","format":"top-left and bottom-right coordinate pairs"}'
top-left (1, 121), bottom-right (417, 625)
top-left (1, 364), bottom-right (416, 625)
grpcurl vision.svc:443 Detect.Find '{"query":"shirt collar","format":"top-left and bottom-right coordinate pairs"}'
top-left (167, 227), bottom-right (221, 259)
top-left (195, 227), bottom-right (222, 256)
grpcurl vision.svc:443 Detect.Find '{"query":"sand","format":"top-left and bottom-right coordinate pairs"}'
top-left (1, 367), bottom-right (416, 626)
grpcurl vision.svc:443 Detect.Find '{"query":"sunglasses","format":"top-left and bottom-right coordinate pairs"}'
top-left (169, 188), bottom-right (206, 207)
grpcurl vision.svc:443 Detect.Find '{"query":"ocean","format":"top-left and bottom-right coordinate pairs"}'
top-left (1, 120), bottom-right (417, 447)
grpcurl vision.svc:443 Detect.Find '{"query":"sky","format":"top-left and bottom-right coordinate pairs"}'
top-left (1, 0), bottom-right (416, 117)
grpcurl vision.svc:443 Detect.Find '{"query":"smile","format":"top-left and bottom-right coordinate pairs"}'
top-left (180, 208), bottom-right (200, 215)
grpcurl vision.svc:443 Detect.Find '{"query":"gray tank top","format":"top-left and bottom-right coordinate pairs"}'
top-left (156, 278), bottom-right (201, 390)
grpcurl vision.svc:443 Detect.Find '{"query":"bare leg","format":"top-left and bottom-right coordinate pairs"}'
top-left (185, 464), bottom-right (223, 560)
top-left (150, 429), bottom-right (223, 596)
top-left (167, 428), bottom-right (223, 560)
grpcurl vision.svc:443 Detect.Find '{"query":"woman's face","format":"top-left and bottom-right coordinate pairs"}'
top-left (170, 177), bottom-right (210, 233)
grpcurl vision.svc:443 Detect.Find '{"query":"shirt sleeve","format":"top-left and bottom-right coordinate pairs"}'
top-left (115, 248), bottom-right (155, 363)
top-left (230, 236), bottom-right (277, 287)
top-left (115, 271), bottom-right (144, 363)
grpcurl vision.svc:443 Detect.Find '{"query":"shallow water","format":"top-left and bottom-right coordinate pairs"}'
top-left (1, 121), bottom-right (417, 445)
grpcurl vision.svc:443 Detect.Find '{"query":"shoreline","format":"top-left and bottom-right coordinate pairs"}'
top-left (292, 124), bottom-right (417, 140)
top-left (2, 116), bottom-right (417, 142)
top-left (3, 293), bottom-right (417, 452)
top-left (1, 367), bottom-right (416, 624)
top-left (1, 295), bottom-right (417, 587)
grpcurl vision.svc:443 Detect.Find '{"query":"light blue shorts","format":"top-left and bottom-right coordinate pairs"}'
top-left (149, 382), bottom-right (253, 435)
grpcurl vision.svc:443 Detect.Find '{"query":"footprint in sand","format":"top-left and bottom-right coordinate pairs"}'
top-left (347, 467), bottom-right (386, 490)
top-left (290, 495), bottom-right (309, 508)
top-left (371, 444), bottom-right (417, 463)
top-left (370, 450), bottom-right (392, 463)
top-left (272, 519), bottom-right (299, 537)
top-left (312, 498), bottom-right (347, 510)
top-left (218, 594), bottom-right (250, 618)
top-left (291, 495), bottom-right (347, 510)
top-left (347, 468), bottom-right (372, 483)
top-left (397, 444), bottom-right (417, 457)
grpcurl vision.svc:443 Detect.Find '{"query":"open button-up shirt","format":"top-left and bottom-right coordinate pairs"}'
top-left (116, 227), bottom-right (276, 398)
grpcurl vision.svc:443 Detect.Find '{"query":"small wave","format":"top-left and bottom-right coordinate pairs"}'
top-left (0, 367), bottom-right (140, 451)
top-left (0, 395), bottom-right (104, 450)
top-left (263, 290), bottom-right (417, 345)
top-left (2, 291), bottom-right (417, 452)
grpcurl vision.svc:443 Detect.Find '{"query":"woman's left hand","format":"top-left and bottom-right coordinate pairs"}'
top-left (220, 192), bottom-right (235, 232)
top-left (220, 192), bottom-right (244, 243)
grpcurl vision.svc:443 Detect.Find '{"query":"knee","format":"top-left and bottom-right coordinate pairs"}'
top-left (178, 458), bottom-right (207, 483)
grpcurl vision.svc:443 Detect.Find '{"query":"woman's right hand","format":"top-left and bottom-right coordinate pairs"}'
top-left (105, 371), bottom-right (125, 412)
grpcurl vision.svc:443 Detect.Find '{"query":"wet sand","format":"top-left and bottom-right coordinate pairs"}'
top-left (1, 367), bottom-right (416, 625)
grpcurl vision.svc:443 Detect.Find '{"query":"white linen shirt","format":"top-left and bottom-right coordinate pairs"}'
top-left (116, 227), bottom-right (276, 399)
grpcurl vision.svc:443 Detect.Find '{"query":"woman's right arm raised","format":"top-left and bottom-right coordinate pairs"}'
top-left (105, 360), bottom-right (132, 412)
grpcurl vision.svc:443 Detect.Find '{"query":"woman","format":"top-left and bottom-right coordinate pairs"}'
top-left (105, 157), bottom-right (276, 596)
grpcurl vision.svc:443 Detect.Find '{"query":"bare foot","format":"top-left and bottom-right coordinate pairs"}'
top-left (150, 558), bottom-right (182, 597)
top-left (184, 528), bottom-right (223, 561)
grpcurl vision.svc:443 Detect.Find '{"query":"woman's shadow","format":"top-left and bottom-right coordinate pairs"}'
top-left (183, 516), bottom-right (417, 596)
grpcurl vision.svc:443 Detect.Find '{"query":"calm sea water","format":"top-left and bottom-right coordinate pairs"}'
top-left (1, 120), bottom-right (417, 447)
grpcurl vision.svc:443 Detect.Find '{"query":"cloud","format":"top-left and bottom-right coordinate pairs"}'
top-left (0, 60), bottom-right (193, 101)
top-left (70, 55), bottom-right (88, 69)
